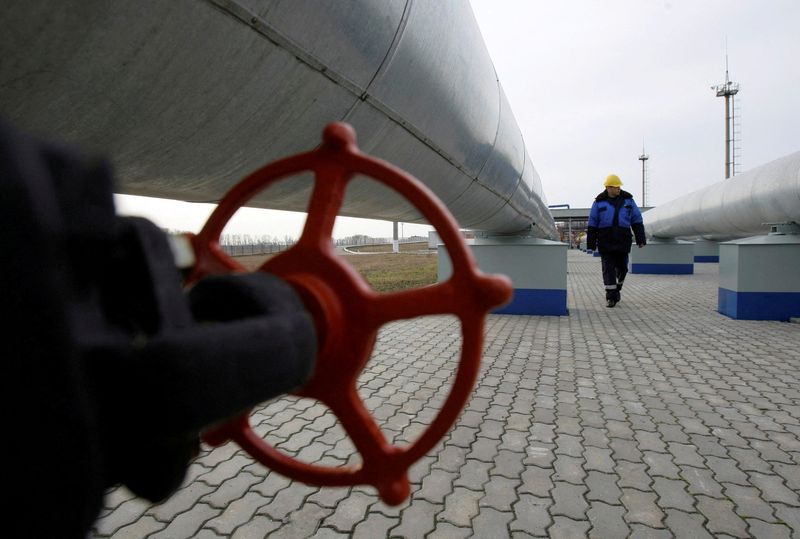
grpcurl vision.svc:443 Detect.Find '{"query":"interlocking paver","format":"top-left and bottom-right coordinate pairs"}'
top-left (697, 495), bottom-right (748, 537)
top-left (681, 466), bottom-right (722, 498)
top-left (196, 455), bottom-right (253, 487)
top-left (311, 490), bottom-right (370, 533)
top-left (454, 458), bottom-right (492, 490)
top-left (773, 462), bottom-right (800, 490)
top-left (101, 487), bottom-right (136, 513)
top-left (746, 519), bottom-right (792, 539)
top-left (480, 475), bottom-right (519, 511)
top-left (616, 461), bottom-right (651, 491)
top-left (189, 529), bottom-right (224, 539)
top-left (150, 503), bottom-right (221, 539)
top-left (610, 438), bottom-right (643, 463)
top-left (426, 522), bottom-right (472, 539)
top-left (436, 444), bottom-right (469, 472)
top-left (732, 420), bottom-right (772, 441)
top-left (751, 439), bottom-right (794, 464)
top-left (505, 412), bottom-right (533, 432)
top-left (748, 472), bottom-right (800, 506)
top-left (149, 481), bottom-right (216, 522)
top-left (663, 509), bottom-right (713, 538)
top-left (634, 430), bottom-right (667, 453)
top-left (552, 453), bottom-right (587, 485)
top-left (583, 445), bottom-right (615, 474)
top-left (652, 477), bottom-right (694, 512)
top-left (519, 465), bottom-right (554, 499)
top-left (260, 483), bottom-right (316, 521)
top-left (705, 455), bottom-right (750, 485)
top-left (269, 503), bottom-right (334, 538)
top-left (628, 414), bottom-right (657, 432)
top-left (205, 492), bottom-right (271, 536)
top-left (467, 437), bottom-right (499, 463)
top-left (471, 508), bottom-right (514, 538)
top-left (549, 516), bottom-right (591, 538)
top-left (525, 442), bottom-right (556, 469)
top-left (302, 527), bottom-right (348, 539)
top-left (657, 423), bottom-right (691, 444)
top-left (109, 516), bottom-right (165, 539)
top-left (501, 430), bottom-right (530, 452)
top-left (587, 501), bottom-right (629, 538)
top-left (606, 420), bottom-right (634, 439)
top-left (418, 468), bottom-right (458, 504)
top-left (448, 424), bottom-right (478, 448)
top-left (493, 449), bottom-right (526, 479)
top-left (389, 499), bottom-right (440, 538)
top-left (306, 486), bottom-right (350, 509)
top-left (93, 497), bottom-right (151, 536)
top-left (621, 489), bottom-right (664, 528)
top-left (477, 418), bottom-right (505, 440)
top-left (551, 482), bottom-right (589, 520)
top-left (202, 472), bottom-right (261, 509)
top-left (555, 433), bottom-right (583, 457)
top-left (439, 486), bottom-right (483, 528)
top-left (628, 524), bottom-right (672, 538)
top-left (668, 442), bottom-right (705, 468)
top-left (581, 427), bottom-right (610, 450)
top-left (584, 471), bottom-right (622, 505)
top-left (351, 511), bottom-right (397, 539)
top-left (775, 504), bottom-right (800, 536)
top-left (408, 453), bottom-right (437, 485)
top-left (725, 483), bottom-right (777, 522)
top-left (644, 450), bottom-right (681, 479)
top-left (229, 515), bottom-right (281, 538)
top-left (510, 494), bottom-right (552, 537)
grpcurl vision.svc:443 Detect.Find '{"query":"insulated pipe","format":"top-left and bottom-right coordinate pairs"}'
top-left (0, 0), bottom-right (557, 239)
top-left (645, 151), bottom-right (800, 240)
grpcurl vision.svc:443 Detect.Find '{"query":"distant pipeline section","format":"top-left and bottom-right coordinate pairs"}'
top-left (644, 151), bottom-right (800, 241)
top-left (0, 0), bottom-right (557, 239)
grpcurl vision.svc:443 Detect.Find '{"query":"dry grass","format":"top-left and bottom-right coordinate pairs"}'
top-left (232, 248), bottom-right (438, 292)
top-left (346, 241), bottom-right (429, 253)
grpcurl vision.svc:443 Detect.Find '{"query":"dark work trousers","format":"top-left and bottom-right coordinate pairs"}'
top-left (600, 251), bottom-right (628, 301)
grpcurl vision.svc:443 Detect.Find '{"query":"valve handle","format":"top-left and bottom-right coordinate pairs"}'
top-left (188, 123), bottom-right (512, 505)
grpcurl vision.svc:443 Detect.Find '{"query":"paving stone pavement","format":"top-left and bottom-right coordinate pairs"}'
top-left (90, 251), bottom-right (800, 538)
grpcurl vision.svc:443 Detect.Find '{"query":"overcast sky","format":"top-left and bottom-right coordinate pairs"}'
top-left (119, 0), bottom-right (800, 235)
top-left (469, 0), bottom-right (800, 208)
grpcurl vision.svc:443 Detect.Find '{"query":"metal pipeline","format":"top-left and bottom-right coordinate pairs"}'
top-left (0, 0), bottom-right (557, 239)
top-left (644, 150), bottom-right (800, 240)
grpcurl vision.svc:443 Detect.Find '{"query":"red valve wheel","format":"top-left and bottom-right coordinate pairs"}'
top-left (188, 123), bottom-right (512, 505)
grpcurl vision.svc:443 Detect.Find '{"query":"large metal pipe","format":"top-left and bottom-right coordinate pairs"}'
top-left (644, 150), bottom-right (800, 240)
top-left (0, 0), bottom-right (557, 239)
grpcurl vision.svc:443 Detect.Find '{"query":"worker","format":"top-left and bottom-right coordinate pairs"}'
top-left (586, 174), bottom-right (646, 307)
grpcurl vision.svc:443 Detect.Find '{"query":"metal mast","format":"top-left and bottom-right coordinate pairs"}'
top-left (712, 53), bottom-right (739, 178)
top-left (638, 146), bottom-right (649, 206)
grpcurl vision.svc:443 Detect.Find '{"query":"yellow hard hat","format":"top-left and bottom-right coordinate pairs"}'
top-left (604, 174), bottom-right (623, 187)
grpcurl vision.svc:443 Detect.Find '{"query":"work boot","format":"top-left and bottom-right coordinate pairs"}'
top-left (606, 299), bottom-right (616, 308)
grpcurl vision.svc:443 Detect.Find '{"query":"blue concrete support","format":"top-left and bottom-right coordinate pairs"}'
top-left (630, 238), bottom-right (694, 274)
top-left (693, 239), bottom-right (720, 263)
top-left (718, 233), bottom-right (800, 321)
top-left (438, 237), bottom-right (568, 315)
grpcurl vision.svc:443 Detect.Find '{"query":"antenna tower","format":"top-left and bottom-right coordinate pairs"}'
top-left (711, 50), bottom-right (739, 178)
top-left (638, 146), bottom-right (649, 206)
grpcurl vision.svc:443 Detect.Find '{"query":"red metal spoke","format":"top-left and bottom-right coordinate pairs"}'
top-left (297, 165), bottom-right (349, 249)
top-left (368, 282), bottom-right (458, 327)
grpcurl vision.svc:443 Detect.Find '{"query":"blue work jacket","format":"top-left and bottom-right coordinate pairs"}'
top-left (586, 190), bottom-right (646, 253)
